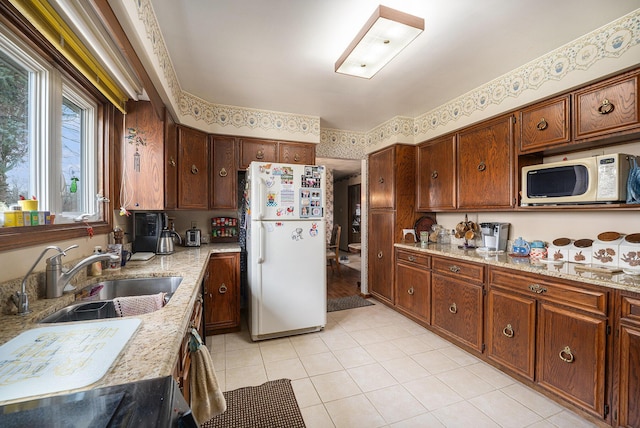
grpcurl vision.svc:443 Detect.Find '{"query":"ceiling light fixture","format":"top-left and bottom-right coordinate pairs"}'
top-left (335, 5), bottom-right (424, 79)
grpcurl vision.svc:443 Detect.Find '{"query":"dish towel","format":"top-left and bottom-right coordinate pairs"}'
top-left (189, 328), bottom-right (227, 423)
top-left (113, 292), bottom-right (165, 317)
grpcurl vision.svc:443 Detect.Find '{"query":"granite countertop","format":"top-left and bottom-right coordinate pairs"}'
top-left (395, 242), bottom-right (640, 293)
top-left (0, 243), bottom-right (241, 405)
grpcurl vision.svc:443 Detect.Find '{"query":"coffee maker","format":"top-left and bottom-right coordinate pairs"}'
top-left (132, 212), bottom-right (168, 253)
top-left (480, 222), bottom-right (510, 252)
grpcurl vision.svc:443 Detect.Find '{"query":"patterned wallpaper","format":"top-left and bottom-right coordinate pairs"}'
top-left (130, 1), bottom-right (639, 159)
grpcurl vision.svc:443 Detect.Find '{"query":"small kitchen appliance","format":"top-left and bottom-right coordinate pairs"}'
top-left (157, 227), bottom-right (182, 255)
top-left (480, 222), bottom-right (510, 252)
top-left (132, 212), bottom-right (168, 253)
top-left (185, 227), bottom-right (201, 247)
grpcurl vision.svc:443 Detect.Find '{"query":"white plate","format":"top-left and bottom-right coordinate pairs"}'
top-left (537, 258), bottom-right (565, 264)
top-left (622, 268), bottom-right (640, 276)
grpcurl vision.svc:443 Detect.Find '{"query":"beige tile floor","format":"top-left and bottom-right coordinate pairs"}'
top-left (206, 302), bottom-right (599, 428)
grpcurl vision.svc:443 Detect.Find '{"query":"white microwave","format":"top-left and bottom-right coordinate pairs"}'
top-left (520, 153), bottom-right (634, 206)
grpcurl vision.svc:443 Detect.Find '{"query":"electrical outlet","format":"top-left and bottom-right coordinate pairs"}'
top-left (191, 221), bottom-right (197, 229)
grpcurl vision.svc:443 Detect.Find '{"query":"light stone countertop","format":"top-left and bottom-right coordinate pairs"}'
top-left (0, 243), bottom-right (240, 405)
top-left (395, 242), bottom-right (640, 293)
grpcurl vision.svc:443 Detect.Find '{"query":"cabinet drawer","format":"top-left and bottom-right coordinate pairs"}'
top-left (239, 138), bottom-right (278, 169)
top-left (396, 249), bottom-right (430, 268)
top-left (489, 267), bottom-right (607, 316)
top-left (621, 292), bottom-right (640, 326)
top-left (278, 142), bottom-right (315, 165)
top-left (432, 256), bottom-right (484, 283)
top-left (519, 95), bottom-right (570, 153)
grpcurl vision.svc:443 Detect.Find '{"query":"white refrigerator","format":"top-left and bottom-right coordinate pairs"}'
top-left (245, 162), bottom-right (327, 341)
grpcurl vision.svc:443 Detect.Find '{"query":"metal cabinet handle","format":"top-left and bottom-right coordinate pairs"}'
top-left (191, 164), bottom-right (199, 174)
top-left (528, 284), bottom-right (547, 294)
top-left (449, 302), bottom-right (457, 314)
top-left (477, 161), bottom-right (486, 172)
top-left (536, 118), bottom-right (548, 130)
top-left (449, 265), bottom-right (461, 273)
top-left (219, 167), bottom-right (228, 177)
top-left (378, 177), bottom-right (385, 184)
top-left (169, 156), bottom-right (176, 167)
top-left (559, 346), bottom-right (574, 363)
top-left (597, 99), bottom-right (614, 115)
top-left (408, 256), bottom-right (416, 262)
top-left (503, 324), bottom-right (514, 338)
top-left (377, 251), bottom-right (383, 259)
top-left (255, 149), bottom-right (265, 160)
top-left (408, 287), bottom-right (414, 295)
top-left (219, 284), bottom-right (227, 294)
top-left (431, 171), bottom-right (438, 179)
top-left (294, 154), bottom-right (300, 162)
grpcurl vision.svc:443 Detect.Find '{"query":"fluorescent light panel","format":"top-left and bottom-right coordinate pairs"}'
top-left (335, 5), bottom-right (424, 79)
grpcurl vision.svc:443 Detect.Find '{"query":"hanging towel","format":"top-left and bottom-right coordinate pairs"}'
top-left (113, 292), bottom-right (166, 317)
top-left (189, 328), bottom-right (227, 423)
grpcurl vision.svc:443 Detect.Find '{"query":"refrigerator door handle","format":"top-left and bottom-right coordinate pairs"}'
top-left (257, 178), bottom-right (266, 220)
top-left (257, 222), bottom-right (265, 264)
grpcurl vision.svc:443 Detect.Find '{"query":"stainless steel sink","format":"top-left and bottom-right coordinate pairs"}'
top-left (39, 276), bottom-right (183, 323)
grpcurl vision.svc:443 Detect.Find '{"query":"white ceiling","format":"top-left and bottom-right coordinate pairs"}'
top-left (145, 0), bottom-right (638, 133)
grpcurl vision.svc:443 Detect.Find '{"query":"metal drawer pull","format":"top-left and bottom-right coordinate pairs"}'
top-left (378, 177), bottom-right (385, 184)
top-left (528, 284), bottom-right (547, 294)
top-left (191, 164), bottom-right (199, 174)
top-left (219, 284), bottom-right (228, 294)
top-left (408, 287), bottom-right (414, 295)
top-left (597, 99), bottom-right (614, 115)
top-left (559, 346), bottom-right (574, 363)
top-left (536, 118), bottom-right (548, 130)
top-left (477, 161), bottom-right (486, 172)
top-left (377, 251), bottom-right (384, 259)
top-left (449, 302), bottom-right (457, 314)
top-left (503, 324), bottom-right (514, 338)
top-left (256, 149), bottom-right (265, 159)
top-left (294, 154), bottom-right (300, 162)
top-left (408, 256), bottom-right (416, 262)
top-left (449, 265), bottom-right (461, 273)
top-left (169, 156), bottom-right (176, 167)
top-left (431, 170), bottom-right (438, 179)
top-left (219, 167), bottom-right (228, 177)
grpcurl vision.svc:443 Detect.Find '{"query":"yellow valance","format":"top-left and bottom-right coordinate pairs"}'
top-left (9, 0), bottom-right (128, 113)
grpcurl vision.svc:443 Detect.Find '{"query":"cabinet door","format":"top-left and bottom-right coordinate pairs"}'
top-left (368, 211), bottom-right (394, 304)
top-left (122, 100), bottom-right (165, 210)
top-left (279, 142), bottom-right (315, 165)
top-left (431, 273), bottom-right (484, 352)
top-left (395, 261), bottom-right (430, 325)
top-left (457, 114), bottom-right (514, 209)
top-left (204, 253), bottom-right (240, 335)
top-left (519, 95), bottom-right (570, 153)
top-left (537, 302), bottom-right (606, 417)
top-left (618, 325), bottom-right (640, 428)
top-left (369, 147), bottom-right (395, 209)
top-left (210, 136), bottom-right (237, 209)
top-left (177, 126), bottom-right (209, 209)
top-left (574, 71), bottom-right (639, 140)
top-left (416, 135), bottom-right (456, 210)
top-left (486, 287), bottom-right (536, 380)
top-left (164, 109), bottom-right (178, 209)
top-left (239, 138), bottom-right (278, 169)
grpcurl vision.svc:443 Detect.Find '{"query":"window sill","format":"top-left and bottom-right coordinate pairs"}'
top-left (0, 222), bottom-right (112, 252)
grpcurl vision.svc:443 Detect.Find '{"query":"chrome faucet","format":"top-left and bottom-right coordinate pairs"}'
top-left (13, 246), bottom-right (65, 314)
top-left (45, 244), bottom-right (119, 299)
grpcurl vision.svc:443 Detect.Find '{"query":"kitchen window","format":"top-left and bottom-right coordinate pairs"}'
top-left (0, 17), bottom-right (112, 249)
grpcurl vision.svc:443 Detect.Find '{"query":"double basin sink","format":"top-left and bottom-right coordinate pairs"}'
top-left (39, 276), bottom-right (183, 323)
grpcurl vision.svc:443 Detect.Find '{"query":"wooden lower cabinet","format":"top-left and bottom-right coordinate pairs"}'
top-left (616, 292), bottom-right (640, 428)
top-left (368, 211), bottom-right (395, 304)
top-left (395, 249), bottom-right (431, 325)
top-left (537, 302), bottom-right (607, 417)
top-left (176, 296), bottom-right (203, 402)
top-left (203, 252), bottom-right (241, 335)
top-left (431, 270), bottom-right (484, 352)
top-left (486, 286), bottom-right (536, 380)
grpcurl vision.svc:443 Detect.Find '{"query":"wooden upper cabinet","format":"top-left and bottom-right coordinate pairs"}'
top-left (457, 114), bottom-right (514, 209)
top-left (177, 126), bottom-right (209, 209)
top-left (519, 95), bottom-right (570, 153)
top-left (416, 135), bottom-right (456, 211)
top-left (210, 136), bottom-right (237, 209)
top-left (122, 100), bottom-right (165, 210)
top-left (279, 142), bottom-right (315, 165)
top-left (369, 146), bottom-right (396, 209)
top-left (164, 110), bottom-right (178, 209)
top-left (239, 138), bottom-right (278, 169)
top-left (574, 70), bottom-right (640, 141)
